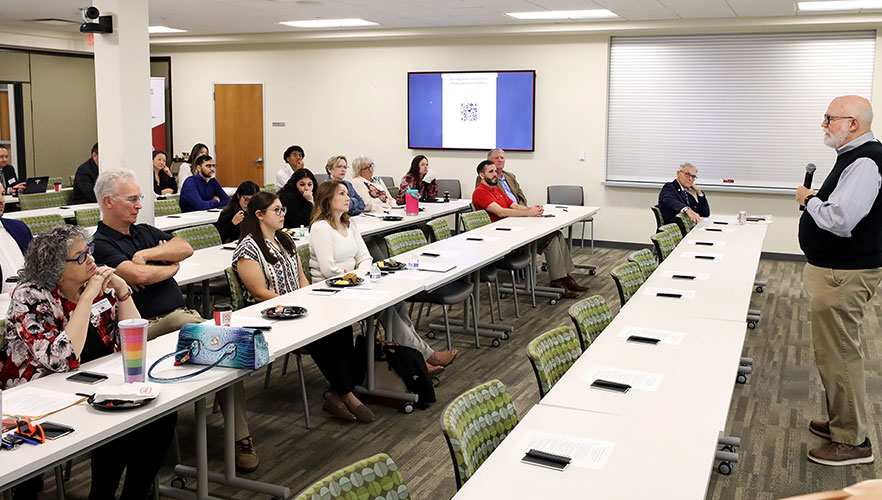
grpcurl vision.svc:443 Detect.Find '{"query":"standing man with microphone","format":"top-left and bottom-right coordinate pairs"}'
top-left (797, 95), bottom-right (882, 466)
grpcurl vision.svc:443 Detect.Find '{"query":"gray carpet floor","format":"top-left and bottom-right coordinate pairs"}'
top-left (33, 246), bottom-right (882, 499)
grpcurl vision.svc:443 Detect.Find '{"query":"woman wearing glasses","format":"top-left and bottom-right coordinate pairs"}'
top-left (350, 155), bottom-right (393, 213)
top-left (324, 155), bottom-right (365, 216)
top-left (0, 225), bottom-right (175, 500)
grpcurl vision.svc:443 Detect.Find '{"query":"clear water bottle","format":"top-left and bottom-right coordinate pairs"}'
top-left (369, 263), bottom-right (381, 283)
top-left (298, 225), bottom-right (306, 237)
top-left (408, 255), bottom-right (420, 272)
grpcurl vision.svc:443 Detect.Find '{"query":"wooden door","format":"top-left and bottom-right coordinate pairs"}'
top-left (214, 84), bottom-right (263, 187)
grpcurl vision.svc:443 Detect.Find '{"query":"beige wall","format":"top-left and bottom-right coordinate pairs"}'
top-left (155, 28), bottom-right (882, 255)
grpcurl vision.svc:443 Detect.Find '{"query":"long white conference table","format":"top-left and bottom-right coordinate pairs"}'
top-left (0, 201), bottom-right (596, 499)
top-left (452, 214), bottom-right (769, 500)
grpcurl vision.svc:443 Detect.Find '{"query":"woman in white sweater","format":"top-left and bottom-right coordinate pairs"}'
top-left (310, 181), bottom-right (457, 375)
top-left (350, 155), bottom-right (393, 213)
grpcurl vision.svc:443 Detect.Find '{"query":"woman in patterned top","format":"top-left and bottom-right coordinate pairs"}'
top-left (0, 225), bottom-right (175, 500)
top-left (396, 154), bottom-right (438, 205)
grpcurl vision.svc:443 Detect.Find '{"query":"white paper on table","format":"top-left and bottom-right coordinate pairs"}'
top-left (691, 240), bottom-right (725, 247)
top-left (513, 431), bottom-right (616, 470)
top-left (333, 289), bottom-right (391, 300)
top-left (387, 271), bottom-right (429, 281)
top-left (581, 365), bottom-right (664, 392)
top-left (2, 387), bottom-right (86, 418)
top-left (418, 262), bottom-right (457, 273)
top-left (747, 214), bottom-right (774, 224)
top-left (660, 270), bottom-right (709, 281)
top-left (642, 287), bottom-right (696, 299)
top-left (616, 326), bottom-right (685, 345)
top-left (679, 252), bottom-right (723, 260)
top-left (87, 354), bottom-right (124, 376)
top-left (92, 383), bottom-right (161, 403)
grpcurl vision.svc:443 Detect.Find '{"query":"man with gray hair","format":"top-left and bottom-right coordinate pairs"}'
top-left (657, 162), bottom-right (710, 224)
top-left (474, 148), bottom-right (527, 205)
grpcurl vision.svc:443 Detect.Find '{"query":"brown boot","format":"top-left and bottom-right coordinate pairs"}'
top-left (808, 438), bottom-right (873, 466)
top-left (322, 394), bottom-right (356, 421)
top-left (809, 420), bottom-right (831, 439)
top-left (561, 275), bottom-right (589, 292)
top-left (550, 280), bottom-right (579, 299)
top-left (235, 436), bottom-right (259, 473)
top-left (427, 349), bottom-right (459, 367)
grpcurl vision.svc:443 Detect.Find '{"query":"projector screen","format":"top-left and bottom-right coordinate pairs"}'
top-left (408, 70), bottom-right (536, 151)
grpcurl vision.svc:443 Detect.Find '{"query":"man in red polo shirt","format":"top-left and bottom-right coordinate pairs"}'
top-left (472, 160), bottom-right (587, 297)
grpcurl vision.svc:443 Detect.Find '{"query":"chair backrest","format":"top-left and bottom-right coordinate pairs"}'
top-left (155, 198), bottom-right (182, 217)
top-left (262, 184), bottom-right (276, 194)
top-left (388, 185), bottom-right (400, 199)
top-left (610, 261), bottom-right (645, 307)
top-left (224, 267), bottom-right (246, 311)
top-left (441, 379), bottom-right (518, 489)
top-left (627, 248), bottom-right (657, 279)
top-left (378, 176), bottom-right (394, 189)
top-left (460, 210), bottom-right (492, 232)
top-left (568, 294), bottom-right (613, 351)
top-left (292, 453), bottom-right (409, 500)
top-left (674, 211), bottom-right (696, 236)
top-left (384, 229), bottom-right (428, 257)
top-left (651, 205), bottom-right (664, 231)
top-left (426, 218), bottom-right (452, 242)
top-left (314, 173), bottom-right (329, 184)
top-left (526, 326), bottom-right (582, 398)
top-left (19, 215), bottom-right (65, 235)
top-left (436, 178), bottom-right (462, 199)
top-left (546, 185), bottom-right (584, 206)
top-left (68, 175), bottom-right (75, 188)
top-left (173, 224), bottom-right (222, 250)
top-left (74, 207), bottom-right (101, 227)
top-left (296, 244), bottom-right (312, 284)
top-left (650, 224), bottom-right (681, 262)
top-left (48, 177), bottom-right (64, 189)
top-left (19, 191), bottom-right (72, 211)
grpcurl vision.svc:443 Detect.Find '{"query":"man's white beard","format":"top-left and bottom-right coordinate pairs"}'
top-left (823, 127), bottom-right (850, 149)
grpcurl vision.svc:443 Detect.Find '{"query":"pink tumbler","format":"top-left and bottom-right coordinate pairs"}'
top-left (405, 188), bottom-right (420, 216)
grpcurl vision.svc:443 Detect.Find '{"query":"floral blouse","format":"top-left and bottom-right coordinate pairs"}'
top-left (232, 234), bottom-right (302, 304)
top-left (396, 173), bottom-right (438, 205)
top-left (0, 282), bottom-right (119, 389)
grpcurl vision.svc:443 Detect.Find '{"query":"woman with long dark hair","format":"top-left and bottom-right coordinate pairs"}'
top-left (277, 168), bottom-right (316, 229)
top-left (216, 181), bottom-right (260, 243)
top-left (152, 150), bottom-right (176, 195)
top-left (396, 154), bottom-right (438, 205)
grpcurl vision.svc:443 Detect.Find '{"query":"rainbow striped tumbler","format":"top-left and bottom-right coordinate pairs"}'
top-left (119, 318), bottom-right (149, 383)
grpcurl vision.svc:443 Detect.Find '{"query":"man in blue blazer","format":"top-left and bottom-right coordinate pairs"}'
top-left (658, 163), bottom-right (710, 224)
top-left (0, 187), bottom-right (33, 291)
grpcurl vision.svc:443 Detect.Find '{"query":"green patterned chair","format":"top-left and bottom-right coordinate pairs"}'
top-left (460, 210), bottom-right (492, 231)
top-left (74, 207), bottom-right (100, 227)
top-left (568, 294), bottom-right (613, 351)
top-left (628, 248), bottom-right (658, 280)
top-left (297, 244), bottom-right (311, 283)
top-left (224, 267), bottom-right (246, 311)
top-left (19, 214), bottom-right (65, 235)
top-left (155, 198), bottom-right (181, 217)
top-left (384, 229), bottom-right (427, 257)
top-left (48, 177), bottom-right (65, 189)
top-left (650, 224), bottom-right (681, 262)
top-left (173, 224), bottom-right (222, 250)
top-left (426, 217), bottom-right (452, 242)
top-left (441, 379), bottom-right (519, 489)
top-left (19, 191), bottom-right (73, 211)
top-left (610, 261), bottom-right (645, 307)
top-left (388, 186), bottom-right (399, 199)
top-left (674, 211), bottom-right (696, 236)
top-left (526, 326), bottom-right (582, 398)
top-left (262, 184), bottom-right (277, 194)
top-left (68, 175), bottom-right (75, 188)
top-left (292, 453), bottom-right (409, 500)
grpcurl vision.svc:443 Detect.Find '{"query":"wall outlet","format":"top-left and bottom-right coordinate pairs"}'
top-left (579, 150), bottom-right (586, 162)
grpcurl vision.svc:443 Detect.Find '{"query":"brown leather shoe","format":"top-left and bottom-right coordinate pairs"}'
top-left (561, 276), bottom-right (589, 292)
top-left (808, 438), bottom-right (873, 466)
top-left (235, 436), bottom-right (259, 473)
top-left (426, 362), bottom-right (445, 376)
top-left (427, 349), bottom-right (459, 367)
top-left (550, 280), bottom-right (580, 299)
top-left (809, 420), bottom-right (831, 439)
top-left (322, 395), bottom-right (356, 421)
top-left (351, 404), bottom-right (375, 424)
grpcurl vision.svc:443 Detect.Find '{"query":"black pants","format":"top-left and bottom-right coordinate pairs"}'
top-left (309, 326), bottom-right (364, 395)
top-left (88, 412), bottom-right (177, 500)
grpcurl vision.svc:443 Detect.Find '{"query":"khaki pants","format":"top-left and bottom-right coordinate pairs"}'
top-left (217, 381), bottom-right (250, 442)
top-left (539, 231), bottom-right (575, 281)
top-left (804, 263), bottom-right (882, 445)
top-left (381, 303), bottom-right (434, 360)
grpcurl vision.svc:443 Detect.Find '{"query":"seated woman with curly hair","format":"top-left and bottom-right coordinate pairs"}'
top-left (0, 225), bottom-right (175, 500)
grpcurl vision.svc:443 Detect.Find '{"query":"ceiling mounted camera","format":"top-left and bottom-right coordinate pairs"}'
top-left (80, 6), bottom-right (112, 34)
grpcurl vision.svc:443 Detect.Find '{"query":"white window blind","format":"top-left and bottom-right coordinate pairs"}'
top-left (606, 31), bottom-right (875, 191)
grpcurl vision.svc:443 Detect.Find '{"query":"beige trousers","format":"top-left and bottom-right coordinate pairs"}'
top-left (804, 263), bottom-right (882, 445)
top-left (539, 231), bottom-right (575, 281)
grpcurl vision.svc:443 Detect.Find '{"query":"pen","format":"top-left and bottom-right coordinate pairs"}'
top-left (12, 433), bottom-right (41, 445)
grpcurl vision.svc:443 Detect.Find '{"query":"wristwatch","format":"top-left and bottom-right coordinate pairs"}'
top-left (804, 194), bottom-right (815, 207)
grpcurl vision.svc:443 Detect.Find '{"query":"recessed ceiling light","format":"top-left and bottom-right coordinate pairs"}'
top-left (149, 26), bottom-right (187, 34)
top-left (279, 18), bottom-right (378, 28)
top-left (505, 9), bottom-right (619, 20)
top-left (798, 0), bottom-right (882, 11)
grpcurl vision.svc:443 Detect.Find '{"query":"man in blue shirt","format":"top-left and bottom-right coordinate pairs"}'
top-left (180, 155), bottom-right (230, 212)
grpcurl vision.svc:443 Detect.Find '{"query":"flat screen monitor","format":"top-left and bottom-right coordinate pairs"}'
top-left (407, 70), bottom-right (536, 151)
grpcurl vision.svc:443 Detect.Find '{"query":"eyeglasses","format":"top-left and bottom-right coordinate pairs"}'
top-left (115, 194), bottom-right (144, 203)
top-left (681, 172), bottom-right (697, 180)
top-left (264, 206), bottom-right (287, 216)
top-left (824, 114), bottom-right (854, 126)
top-left (361, 163), bottom-right (375, 171)
top-left (16, 420), bottom-right (45, 444)
top-left (66, 241), bottom-right (95, 265)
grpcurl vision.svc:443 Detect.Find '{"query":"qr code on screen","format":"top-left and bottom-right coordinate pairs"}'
top-left (460, 102), bottom-right (478, 122)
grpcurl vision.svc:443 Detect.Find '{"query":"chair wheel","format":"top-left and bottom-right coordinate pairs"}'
top-left (718, 461), bottom-right (733, 475)
top-left (541, 263), bottom-right (548, 272)
top-left (589, 269), bottom-right (597, 276)
top-left (432, 376), bottom-right (441, 388)
top-left (491, 339), bottom-right (501, 347)
top-left (502, 332), bottom-right (510, 340)
top-left (755, 286), bottom-right (764, 293)
top-left (499, 292), bottom-right (507, 299)
top-left (426, 330), bottom-right (436, 339)
top-left (736, 374), bottom-right (747, 384)
top-left (170, 476), bottom-right (186, 489)
top-left (722, 445), bottom-right (736, 453)
top-left (549, 299), bottom-right (558, 305)
top-left (402, 402), bottom-right (414, 414)
top-left (747, 321), bottom-right (756, 329)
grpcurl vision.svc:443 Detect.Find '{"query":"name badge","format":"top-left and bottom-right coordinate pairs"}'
top-left (91, 298), bottom-right (112, 317)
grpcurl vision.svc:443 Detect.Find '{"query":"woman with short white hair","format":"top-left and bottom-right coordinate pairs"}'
top-left (350, 155), bottom-right (393, 212)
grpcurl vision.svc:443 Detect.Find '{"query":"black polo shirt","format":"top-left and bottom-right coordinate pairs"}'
top-left (92, 221), bottom-right (185, 319)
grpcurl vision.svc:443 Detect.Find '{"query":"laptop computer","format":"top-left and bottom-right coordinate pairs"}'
top-left (22, 176), bottom-right (49, 194)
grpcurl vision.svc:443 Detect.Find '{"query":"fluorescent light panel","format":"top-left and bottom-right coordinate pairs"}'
top-left (149, 26), bottom-right (187, 33)
top-left (798, 0), bottom-right (882, 11)
top-left (279, 18), bottom-right (378, 28)
top-left (505, 9), bottom-right (618, 20)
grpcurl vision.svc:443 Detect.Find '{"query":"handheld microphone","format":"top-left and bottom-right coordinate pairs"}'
top-left (799, 163), bottom-right (816, 212)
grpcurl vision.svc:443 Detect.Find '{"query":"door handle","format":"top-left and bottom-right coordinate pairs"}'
top-left (253, 157), bottom-right (263, 163)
